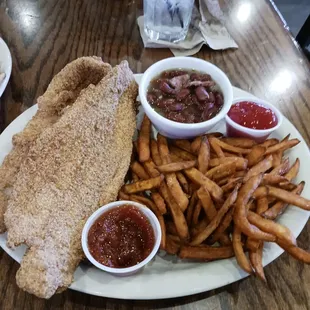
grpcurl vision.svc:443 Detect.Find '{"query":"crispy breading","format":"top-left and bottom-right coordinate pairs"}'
top-left (4, 60), bottom-right (137, 298)
top-left (0, 57), bottom-right (111, 232)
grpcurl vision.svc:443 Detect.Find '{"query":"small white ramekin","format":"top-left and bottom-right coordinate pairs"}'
top-left (81, 200), bottom-right (161, 276)
top-left (139, 57), bottom-right (233, 139)
top-left (225, 97), bottom-right (283, 143)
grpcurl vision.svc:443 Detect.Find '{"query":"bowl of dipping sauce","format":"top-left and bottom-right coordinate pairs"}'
top-left (225, 97), bottom-right (283, 142)
top-left (139, 57), bottom-right (233, 139)
top-left (81, 200), bottom-right (161, 276)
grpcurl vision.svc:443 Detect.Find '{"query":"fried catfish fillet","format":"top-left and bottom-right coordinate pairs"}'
top-left (0, 57), bottom-right (111, 232)
top-left (4, 60), bottom-right (137, 298)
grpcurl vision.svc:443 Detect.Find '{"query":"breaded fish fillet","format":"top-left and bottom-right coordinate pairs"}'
top-left (4, 60), bottom-right (137, 298)
top-left (0, 57), bottom-right (111, 232)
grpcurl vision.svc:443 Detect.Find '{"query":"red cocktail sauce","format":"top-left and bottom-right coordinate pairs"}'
top-left (88, 205), bottom-right (155, 268)
top-left (227, 101), bottom-right (278, 130)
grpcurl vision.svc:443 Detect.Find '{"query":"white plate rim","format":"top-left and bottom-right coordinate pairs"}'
top-left (0, 37), bottom-right (12, 97)
top-left (0, 74), bottom-right (309, 300)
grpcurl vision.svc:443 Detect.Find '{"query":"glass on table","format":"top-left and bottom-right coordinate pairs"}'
top-left (143, 0), bottom-right (195, 43)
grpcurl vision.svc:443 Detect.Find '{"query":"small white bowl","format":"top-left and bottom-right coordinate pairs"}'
top-left (225, 97), bottom-right (283, 143)
top-left (139, 57), bottom-right (233, 139)
top-left (0, 37), bottom-right (12, 97)
top-left (81, 200), bottom-right (161, 276)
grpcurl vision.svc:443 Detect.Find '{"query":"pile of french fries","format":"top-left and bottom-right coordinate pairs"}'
top-left (118, 115), bottom-right (310, 281)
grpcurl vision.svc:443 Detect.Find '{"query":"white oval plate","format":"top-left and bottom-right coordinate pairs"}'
top-left (0, 37), bottom-right (12, 97)
top-left (0, 74), bottom-right (309, 300)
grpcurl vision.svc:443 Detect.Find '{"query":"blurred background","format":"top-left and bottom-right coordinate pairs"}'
top-left (274, 0), bottom-right (310, 58)
top-left (274, 0), bottom-right (309, 36)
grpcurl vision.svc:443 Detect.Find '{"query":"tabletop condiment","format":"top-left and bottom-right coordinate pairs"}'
top-left (88, 205), bottom-right (155, 268)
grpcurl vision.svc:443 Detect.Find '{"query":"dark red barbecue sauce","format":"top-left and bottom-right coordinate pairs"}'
top-left (88, 205), bottom-right (155, 268)
top-left (228, 101), bottom-right (278, 130)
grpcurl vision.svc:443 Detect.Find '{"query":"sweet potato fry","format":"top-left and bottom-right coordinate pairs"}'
top-left (256, 197), bottom-right (269, 214)
top-left (166, 221), bottom-right (178, 235)
top-left (233, 227), bottom-right (253, 274)
top-left (184, 168), bottom-right (223, 202)
top-left (198, 137), bottom-right (210, 174)
top-left (234, 174), bottom-right (276, 242)
top-left (179, 245), bottom-right (235, 261)
top-left (123, 175), bottom-right (164, 193)
top-left (166, 235), bottom-right (180, 255)
top-left (191, 136), bottom-right (202, 154)
top-left (151, 139), bottom-right (162, 166)
top-left (132, 172), bottom-right (139, 182)
top-left (260, 138), bottom-right (279, 148)
top-left (252, 186), bottom-right (268, 199)
top-left (192, 201), bottom-right (202, 226)
top-left (233, 170), bottom-right (247, 178)
top-left (265, 138), bottom-right (300, 155)
top-left (176, 172), bottom-right (190, 194)
top-left (191, 185), bottom-right (239, 245)
top-left (168, 234), bottom-right (180, 243)
top-left (212, 137), bottom-right (251, 155)
top-left (249, 244), bottom-right (266, 282)
top-left (246, 238), bottom-right (260, 251)
top-left (277, 240), bottom-right (310, 264)
top-left (246, 145), bottom-right (266, 167)
top-left (151, 192), bottom-right (167, 215)
top-left (191, 217), bottom-right (208, 237)
top-left (262, 174), bottom-right (288, 185)
top-left (170, 146), bottom-right (196, 161)
top-left (130, 161), bottom-right (150, 180)
top-left (222, 177), bottom-right (243, 193)
top-left (174, 139), bottom-right (192, 153)
top-left (138, 115), bottom-right (151, 162)
top-left (143, 159), bottom-right (160, 178)
top-left (118, 191), bottom-right (130, 200)
top-left (166, 173), bottom-right (189, 212)
top-left (159, 182), bottom-right (189, 241)
top-left (209, 157), bottom-right (248, 168)
top-left (206, 163), bottom-right (237, 181)
top-left (244, 155), bottom-right (273, 182)
top-left (270, 158), bottom-right (290, 176)
top-left (157, 134), bottom-right (171, 164)
top-left (209, 137), bottom-right (225, 158)
top-left (129, 194), bottom-right (166, 249)
top-left (272, 151), bottom-right (282, 167)
top-left (266, 185), bottom-right (310, 210)
top-left (170, 153), bottom-right (183, 163)
top-left (186, 192), bottom-right (198, 226)
top-left (157, 161), bottom-right (196, 173)
top-left (208, 207), bottom-right (234, 244)
top-left (196, 187), bottom-right (230, 245)
top-left (278, 182), bottom-right (297, 191)
top-left (272, 136), bottom-right (289, 166)
top-left (263, 182), bottom-right (305, 220)
top-left (224, 152), bottom-right (242, 157)
top-left (283, 158), bottom-right (300, 182)
top-left (221, 137), bottom-right (257, 148)
top-left (217, 177), bottom-right (229, 186)
top-left (206, 132), bottom-right (223, 138)
top-left (157, 135), bottom-right (189, 211)
top-left (248, 211), bottom-right (296, 246)
top-left (197, 187), bottom-right (216, 220)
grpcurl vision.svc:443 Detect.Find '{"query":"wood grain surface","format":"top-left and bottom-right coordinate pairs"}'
top-left (0, 0), bottom-right (310, 309)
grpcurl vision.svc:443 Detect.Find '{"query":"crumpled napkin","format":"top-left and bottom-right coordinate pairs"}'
top-left (137, 0), bottom-right (238, 56)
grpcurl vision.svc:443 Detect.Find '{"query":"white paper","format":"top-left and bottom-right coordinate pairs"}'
top-left (137, 0), bottom-right (238, 56)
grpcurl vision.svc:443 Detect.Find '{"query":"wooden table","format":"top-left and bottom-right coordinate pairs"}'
top-left (0, 0), bottom-right (310, 309)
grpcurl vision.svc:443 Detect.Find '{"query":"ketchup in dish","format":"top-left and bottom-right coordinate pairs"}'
top-left (147, 69), bottom-right (224, 123)
top-left (228, 101), bottom-right (278, 130)
top-left (87, 205), bottom-right (155, 268)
